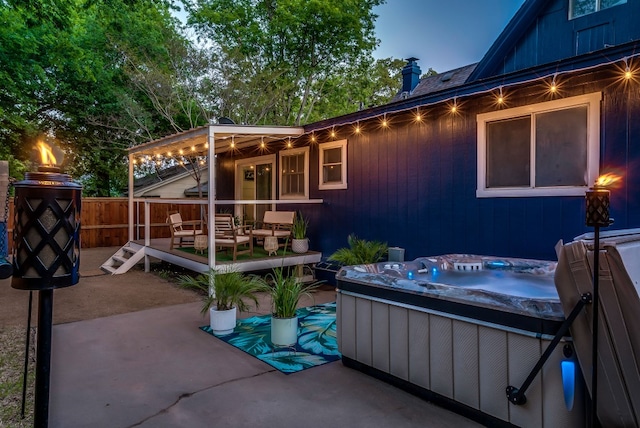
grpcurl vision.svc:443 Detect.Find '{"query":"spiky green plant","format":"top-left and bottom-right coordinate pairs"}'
top-left (292, 211), bottom-right (308, 239)
top-left (328, 234), bottom-right (388, 265)
top-left (266, 267), bottom-right (319, 319)
top-left (178, 269), bottom-right (264, 313)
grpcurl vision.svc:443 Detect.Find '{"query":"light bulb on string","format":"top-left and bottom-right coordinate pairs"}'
top-left (179, 149), bottom-right (184, 155)
top-left (204, 142), bottom-right (209, 149)
top-left (497, 87), bottom-right (504, 105)
top-left (549, 74), bottom-right (558, 94)
top-left (354, 121), bottom-right (361, 134)
top-left (414, 108), bottom-right (423, 123)
top-left (310, 132), bottom-right (316, 143)
top-left (191, 145), bottom-right (196, 152)
top-left (231, 135), bottom-right (235, 149)
top-left (260, 136), bottom-right (265, 149)
top-left (287, 136), bottom-right (292, 149)
top-left (381, 113), bottom-right (389, 128)
top-left (330, 127), bottom-right (336, 139)
top-left (450, 98), bottom-right (458, 114)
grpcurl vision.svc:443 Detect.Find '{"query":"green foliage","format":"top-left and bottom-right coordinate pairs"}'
top-left (292, 211), bottom-right (308, 239)
top-left (328, 234), bottom-right (388, 265)
top-left (178, 269), bottom-right (264, 313)
top-left (266, 268), bottom-right (318, 319)
top-left (186, 0), bottom-right (386, 125)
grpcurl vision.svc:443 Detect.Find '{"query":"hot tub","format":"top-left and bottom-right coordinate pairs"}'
top-left (336, 254), bottom-right (585, 428)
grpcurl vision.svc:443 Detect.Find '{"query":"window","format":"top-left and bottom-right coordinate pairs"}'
top-left (477, 92), bottom-right (601, 198)
top-left (570, 0), bottom-right (626, 18)
top-left (319, 140), bottom-right (347, 190)
top-left (279, 147), bottom-right (309, 199)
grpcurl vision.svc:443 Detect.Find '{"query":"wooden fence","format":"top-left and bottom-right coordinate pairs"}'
top-left (4, 198), bottom-right (204, 251)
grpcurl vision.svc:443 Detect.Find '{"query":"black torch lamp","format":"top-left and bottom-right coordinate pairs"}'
top-left (584, 173), bottom-right (617, 427)
top-left (11, 141), bottom-right (81, 428)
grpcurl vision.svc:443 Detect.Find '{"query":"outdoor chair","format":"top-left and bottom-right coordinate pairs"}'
top-left (251, 210), bottom-right (295, 251)
top-left (167, 211), bottom-right (204, 250)
top-left (214, 214), bottom-right (254, 261)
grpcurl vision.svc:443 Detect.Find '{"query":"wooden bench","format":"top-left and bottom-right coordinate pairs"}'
top-left (251, 211), bottom-right (295, 251)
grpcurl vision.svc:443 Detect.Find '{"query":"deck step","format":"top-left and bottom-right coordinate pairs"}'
top-left (100, 265), bottom-right (117, 274)
top-left (99, 242), bottom-right (146, 275)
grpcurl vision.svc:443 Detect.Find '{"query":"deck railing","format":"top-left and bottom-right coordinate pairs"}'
top-left (3, 197), bottom-right (322, 251)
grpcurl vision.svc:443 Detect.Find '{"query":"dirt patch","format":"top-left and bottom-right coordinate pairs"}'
top-left (0, 248), bottom-right (200, 329)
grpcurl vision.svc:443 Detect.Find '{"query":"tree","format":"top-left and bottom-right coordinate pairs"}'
top-left (185, 0), bottom-right (385, 125)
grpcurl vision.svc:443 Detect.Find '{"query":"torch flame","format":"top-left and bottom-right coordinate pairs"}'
top-left (595, 173), bottom-right (622, 188)
top-left (36, 142), bottom-right (57, 166)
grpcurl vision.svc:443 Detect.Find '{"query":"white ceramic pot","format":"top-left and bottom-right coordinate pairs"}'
top-left (210, 307), bottom-right (237, 336)
top-left (271, 316), bottom-right (298, 347)
top-left (291, 238), bottom-right (309, 254)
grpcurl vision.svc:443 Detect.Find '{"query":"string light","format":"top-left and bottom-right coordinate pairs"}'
top-left (131, 55), bottom-right (639, 168)
top-left (179, 149), bottom-right (184, 155)
top-left (414, 108), bottom-right (423, 123)
top-left (191, 145), bottom-right (196, 152)
top-left (550, 74), bottom-right (558, 94)
top-left (260, 136), bottom-right (265, 149)
top-left (287, 136), bottom-right (292, 148)
top-left (204, 142), bottom-right (209, 149)
top-left (230, 135), bottom-right (235, 149)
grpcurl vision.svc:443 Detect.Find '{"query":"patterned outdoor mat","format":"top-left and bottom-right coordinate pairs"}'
top-left (199, 302), bottom-right (340, 374)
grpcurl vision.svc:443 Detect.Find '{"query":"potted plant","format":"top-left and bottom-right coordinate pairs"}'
top-left (291, 211), bottom-right (309, 254)
top-left (328, 234), bottom-right (388, 265)
top-left (265, 267), bottom-right (319, 347)
top-left (178, 269), bottom-right (264, 336)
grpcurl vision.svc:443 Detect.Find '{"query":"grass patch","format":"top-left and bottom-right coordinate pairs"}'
top-left (0, 325), bottom-right (35, 428)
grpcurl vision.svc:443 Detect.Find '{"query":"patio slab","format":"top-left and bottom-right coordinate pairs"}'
top-left (48, 300), bottom-right (482, 428)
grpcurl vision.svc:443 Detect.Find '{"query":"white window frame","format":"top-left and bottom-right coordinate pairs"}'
top-left (318, 139), bottom-right (348, 190)
top-left (569, 0), bottom-right (626, 19)
top-left (477, 92), bottom-right (601, 198)
top-left (279, 146), bottom-right (309, 199)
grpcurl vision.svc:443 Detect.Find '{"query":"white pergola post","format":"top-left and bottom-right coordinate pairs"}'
top-left (208, 126), bottom-right (216, 273)
top-left (128, 153), bottom-right (134, 243)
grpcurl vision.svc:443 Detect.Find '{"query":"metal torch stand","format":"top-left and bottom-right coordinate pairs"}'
top-left (34, 289), bottom-right (53, 428)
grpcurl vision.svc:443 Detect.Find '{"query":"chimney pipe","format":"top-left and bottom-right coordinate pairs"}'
top-left (402, 57), bottom-right (421, 93)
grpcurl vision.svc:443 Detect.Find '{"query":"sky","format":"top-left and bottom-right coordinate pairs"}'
top-left (372, 0), bottom-right (526, 73)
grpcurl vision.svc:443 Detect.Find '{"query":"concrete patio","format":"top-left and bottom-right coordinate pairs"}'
top-left (13, 247), bottom-right (481, 427)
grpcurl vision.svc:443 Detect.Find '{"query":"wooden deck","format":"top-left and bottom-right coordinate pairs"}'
top-left (130, 238), bottom-right (322, 274)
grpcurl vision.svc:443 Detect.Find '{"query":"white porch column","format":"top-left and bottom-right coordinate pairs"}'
top-left (128, 152), bottom-right (134, 243)
top-left (208, 127), bottom-right (216, 272)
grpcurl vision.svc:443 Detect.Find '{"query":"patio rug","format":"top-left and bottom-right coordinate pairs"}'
top-left (199, 302), bottom-right (340, 374)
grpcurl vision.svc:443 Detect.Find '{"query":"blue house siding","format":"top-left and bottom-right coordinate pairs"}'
top-left (301, 67), bottom-right (637, 262)
top-left (472, 0), bottom-right (640, 80)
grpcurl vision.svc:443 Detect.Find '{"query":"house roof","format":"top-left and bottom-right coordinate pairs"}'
top-left (391, 64), bottom-right (477, 102)
top-left (128, 124), bottom-right (305, 159)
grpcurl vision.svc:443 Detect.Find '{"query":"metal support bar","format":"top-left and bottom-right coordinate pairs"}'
top-left (506, 292), bottom-right (592, 405)
top-left (21, 291), bottom-right (33, 418)
top-left (34, 289), bottom-right (53, 428)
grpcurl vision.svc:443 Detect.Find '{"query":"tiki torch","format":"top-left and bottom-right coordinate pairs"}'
top-left (11, 141), bottom-right (82, 427)
top-left (584, 173), bottom-right (618, 427)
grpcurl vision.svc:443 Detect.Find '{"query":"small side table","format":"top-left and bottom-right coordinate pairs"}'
top-left (264, 236), bottom-right (279, 256)
top-left (194, 235), bottom-right (208, 254)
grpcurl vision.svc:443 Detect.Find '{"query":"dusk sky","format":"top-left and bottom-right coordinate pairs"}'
top-left (373, 0), bottom-right (527, 73)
